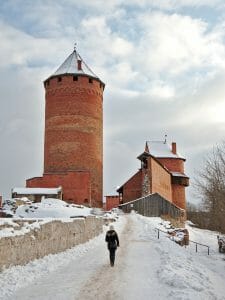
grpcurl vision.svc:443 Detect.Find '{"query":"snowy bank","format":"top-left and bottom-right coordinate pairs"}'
top-left (0, 216), bottom-right (103, 271)
top-left (2, 214), bottom-right (224, 300)
top-left (15, 198), bottom-right (93, 218)
top-left (0, 215), bottom-right (125, 299)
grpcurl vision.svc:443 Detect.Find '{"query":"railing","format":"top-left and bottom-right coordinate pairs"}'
top-left (189, 240), bottom-right (210, 255)
top-left (155, 227), bottom-right (210, 255)
top-left (156, 228), bottom-right (168, 239)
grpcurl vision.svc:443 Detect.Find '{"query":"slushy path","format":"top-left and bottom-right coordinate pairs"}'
top-left (6, 214), bottom-right (225, 300)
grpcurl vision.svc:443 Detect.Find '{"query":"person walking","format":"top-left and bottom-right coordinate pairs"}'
top-left (105, 225), bottom-right (119, 267)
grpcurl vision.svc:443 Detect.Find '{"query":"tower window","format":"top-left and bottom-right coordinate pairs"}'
top-left (142, 159), bottom-right (148, 169)
top-left (89, 78), bottom-right (93, 83)
top-left (45, 80), bottom-right (50, 87)
top-left (73, 76), bottom-right (78, 81)
top-left (58, 77), bottom-right (62, 82)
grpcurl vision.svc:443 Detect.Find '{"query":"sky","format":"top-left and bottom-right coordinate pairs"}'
top-left (0, 0), bottom-right (225, 204)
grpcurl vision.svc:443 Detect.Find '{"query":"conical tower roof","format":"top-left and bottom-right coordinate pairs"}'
top-left (45, 48), bottom-right (104, 85)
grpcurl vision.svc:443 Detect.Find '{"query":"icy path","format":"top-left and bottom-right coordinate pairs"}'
top-left (1, 214), bottom-right (225, 300)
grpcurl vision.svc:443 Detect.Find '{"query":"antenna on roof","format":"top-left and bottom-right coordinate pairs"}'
top-left (164, 134), bottom-right (167, 143)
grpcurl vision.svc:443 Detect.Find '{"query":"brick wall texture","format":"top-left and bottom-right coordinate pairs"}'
top-left (172, 184), bottom-right (186, 209)
top-left (120, 153), bottom-right (187, 210)
top-left (105, 196), bottom-right (120, 211)
top-left (27, 74), bottom-right (104, 208)
top-left (27, 171), bottom-right (91, 205)
top-left (120, 170), bottom-right (142, 203)
top-left (157, 158), bottom-right (184, 173)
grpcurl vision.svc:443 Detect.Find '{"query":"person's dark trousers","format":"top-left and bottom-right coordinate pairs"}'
top-left (109, 248), bottom-right (116, 266)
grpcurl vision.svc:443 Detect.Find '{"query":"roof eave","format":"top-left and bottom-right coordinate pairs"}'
top-left (137, 151), bottom-right (151, 161)
top-left (155, 156), bottom-right (186, 161)
top-left (43, 73), bottom-right (105, 88)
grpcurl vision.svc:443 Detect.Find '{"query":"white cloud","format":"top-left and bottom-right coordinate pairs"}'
top-left (0, 21), bottom-right (72, 69)
top-left (135, 12), bottom-right (225, 75)
top-left (126, 0), bottom-right (224, 10)
top-left (146, 80), bottom-right (175, 99)
top-left (80, 16), bottom-right (134, 60)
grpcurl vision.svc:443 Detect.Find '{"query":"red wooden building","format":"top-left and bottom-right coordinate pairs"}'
top-left (117, 140), bottom-right (189, 210)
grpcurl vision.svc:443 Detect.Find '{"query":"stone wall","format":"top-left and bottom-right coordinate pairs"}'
top-left (0, 216), bottom-right (103, 270)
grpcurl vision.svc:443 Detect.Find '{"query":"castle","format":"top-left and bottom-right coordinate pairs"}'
top-left (116, 140), bottom-right (189, 210)
top-left (24, 48), bottom-right (188, 211)
top-left (26, 48), bottom-right (105, 208)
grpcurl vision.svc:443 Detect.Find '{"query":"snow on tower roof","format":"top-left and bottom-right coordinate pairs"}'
top-left (146, 141), bottom-right (185, 160)
top-left (46, 48), bottom-right (104, 84)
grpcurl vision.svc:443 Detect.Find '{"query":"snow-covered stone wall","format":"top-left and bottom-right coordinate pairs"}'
top-left (0, 216), bottom-right (103, 270)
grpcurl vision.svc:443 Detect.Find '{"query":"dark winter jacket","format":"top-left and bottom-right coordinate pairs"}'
top-left (105, 230), bottom-right (119, 250)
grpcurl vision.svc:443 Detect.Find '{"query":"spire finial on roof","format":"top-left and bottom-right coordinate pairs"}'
top-left (74, 42), bottom-right (77, 51)
top-left (145, 141), bottom-right (150, 153)
top-left (164, 134), bottom-right (167, 144)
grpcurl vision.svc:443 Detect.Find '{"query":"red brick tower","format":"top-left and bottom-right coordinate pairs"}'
top-left (27, 48), bottom-right (105, 207)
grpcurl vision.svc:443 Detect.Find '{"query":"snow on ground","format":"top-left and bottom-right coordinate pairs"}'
top-left (15, 198), bottom-right (93, 218)
top-left (0, 213), bottom-right (225, 300)
top-left (0, 216), bottom-right (125, 299)
top-left (0, 218), bottom-right (52, 238)
top-left (0, 198), bottom-right (96, 238)
top-left (0, 198), bottom-right (118, 239)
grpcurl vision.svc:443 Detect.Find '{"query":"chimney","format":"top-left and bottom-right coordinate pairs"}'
top-left (77, 59), bottom-right (82, 70)
top-left (172, 142), bottom-right (177, 154)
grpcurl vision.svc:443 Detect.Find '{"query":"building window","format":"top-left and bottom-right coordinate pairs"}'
top-left (58, 77), bottom-right (62, 82)
top-left (73, 76), bottom-right (78, 81)
top-left (142, 159), bottom-right (148, 169)
top-left (89, 78), bottom-right (93, 83)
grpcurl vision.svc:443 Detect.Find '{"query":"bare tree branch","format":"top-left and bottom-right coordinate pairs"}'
top-left (193, 142), bottom-right (225, 233)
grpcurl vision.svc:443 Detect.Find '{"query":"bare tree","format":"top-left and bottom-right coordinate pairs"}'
top-left (186, 201), bottom-right (198, 212)
top-left (194, 142), bottom-right (225, 233)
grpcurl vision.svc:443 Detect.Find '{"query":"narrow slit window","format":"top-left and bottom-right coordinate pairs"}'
top-left (89, 78), bottom-right (93, 83)
top-left (58, 77), bottom-right (62, 82)
top-left (73, 76), bottom-right (78, 81)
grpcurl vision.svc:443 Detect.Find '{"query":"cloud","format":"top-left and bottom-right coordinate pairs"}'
top-left (134, 12), bottom-right (225, 75)
top-left (125, 0), bottom-right (224, 10)
top-left (0, 21), bottom-right (73, 70)
top-left (146, 80), bottom-right (175, 99)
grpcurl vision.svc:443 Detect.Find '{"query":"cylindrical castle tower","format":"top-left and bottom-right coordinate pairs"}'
top-left (43, 49), bottom-right (105, 207)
